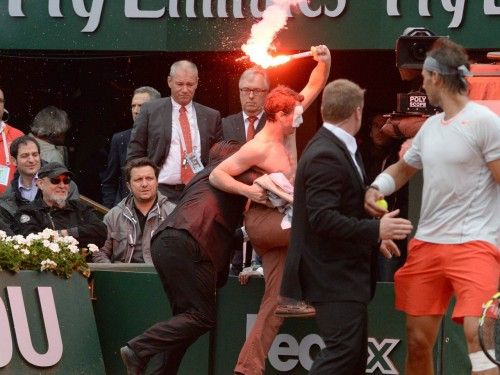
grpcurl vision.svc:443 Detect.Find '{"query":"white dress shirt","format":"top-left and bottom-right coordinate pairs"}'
top-left (323, 122), bottom-right (363, 179)
top-left (158, 99), bottom-right (201, 185)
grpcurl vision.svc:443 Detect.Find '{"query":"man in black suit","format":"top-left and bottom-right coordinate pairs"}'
top-left (127, 60), bottom-right (222, 203)
top-left (101, 86), bottom-right (161, 208)
top-left (283, 79), bottom-right (412, 375)
top-left (222, 67), bottom-right (269, 143)
top-left (120, 141), bottom-right (259, 375)
top-left (222, 67), bottom-right (269, 275)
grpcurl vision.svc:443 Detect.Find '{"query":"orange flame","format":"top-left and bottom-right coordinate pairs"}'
top-left (241, 0), bottom-right (306, 68)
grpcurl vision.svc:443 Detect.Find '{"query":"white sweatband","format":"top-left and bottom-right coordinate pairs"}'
top-left (371, 173), bottom-right (396, 196)
top-left (469, 350), bottom-right (497, 371)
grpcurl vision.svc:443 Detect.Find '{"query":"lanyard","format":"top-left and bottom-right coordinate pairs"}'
top-left (0, 121), bottom-right (10, 166)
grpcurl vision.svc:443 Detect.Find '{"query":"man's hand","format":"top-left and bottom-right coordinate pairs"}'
top-left (379, 239), bottom-right (401, 259)
top-left (245, 183), bottom-right (267, 204)
top-left (312, 45), bottom-right (331, 63)
top-left (364, 187), bottom-right (387, 217)
top-left (379, 209), bottom-right (413, 240)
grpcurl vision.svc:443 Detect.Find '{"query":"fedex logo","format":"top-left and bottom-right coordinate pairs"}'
top-left (246, 314), bottom-right (400, 374)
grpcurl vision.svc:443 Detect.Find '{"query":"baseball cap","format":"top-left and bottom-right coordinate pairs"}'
top-left (37, 162), bottom-right (73, 179)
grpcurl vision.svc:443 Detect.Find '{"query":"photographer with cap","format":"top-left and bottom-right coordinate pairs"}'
top-left (13, 162), bottom-right (106, 248)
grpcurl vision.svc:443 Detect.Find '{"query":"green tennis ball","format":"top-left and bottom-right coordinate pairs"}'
top-left (375, 199), bottom-right (388, 210)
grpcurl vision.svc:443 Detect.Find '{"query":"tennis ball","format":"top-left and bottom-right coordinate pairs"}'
top-left (375, 199), bottom-right (388, 210)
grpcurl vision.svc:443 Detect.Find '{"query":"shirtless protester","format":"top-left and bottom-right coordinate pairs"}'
top-left (209, 44), bottom-right (330, 375)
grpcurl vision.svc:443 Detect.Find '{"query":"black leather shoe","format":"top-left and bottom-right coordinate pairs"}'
top-left (120, 346), bottom-right (145, 375)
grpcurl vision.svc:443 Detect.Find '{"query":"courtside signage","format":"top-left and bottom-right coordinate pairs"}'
top-left (0, 1), bottom-right (498, 50)
top-left (246, 314), bottom-right (401, 374)
top-left (0, 272), bottom-right (105, 374)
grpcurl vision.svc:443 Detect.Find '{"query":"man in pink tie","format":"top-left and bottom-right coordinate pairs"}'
top-left (127, 60), bottom-right (222, 204)
top-left (221, 67), bottom-right (270, 277)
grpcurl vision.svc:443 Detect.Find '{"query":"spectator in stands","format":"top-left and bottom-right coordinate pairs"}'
top-left (0, 87), bottom-right (24, 195)
top-left (0, 136), bottom-right (79, 232)
top-left (127, 60), bottom-right (222, 204)
top-left (93, 157), bottom-right (175, 263)
top-left (101, 86), bottom-right (161, 208)
top-left (223, 67), bottom-right (270, 277)
top-left (120, 141), bottom-right (259, 375)
top-left (13, 162), bottom-right (105, 247)
top-left (29, 106), bottom-right (71, 166)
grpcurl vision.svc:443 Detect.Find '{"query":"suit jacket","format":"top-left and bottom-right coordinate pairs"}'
top-left (101, 128), bottom-right (131, 208)
top-left (153, 165), bottom-right (248, 288)
top-left (127, 97), bottom-right (222, 169)
top-left (222, 112), bottom-right (266, 142)
top-left (284, 126), bottom-right (379, 304)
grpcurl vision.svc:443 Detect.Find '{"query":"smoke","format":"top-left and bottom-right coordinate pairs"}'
top-left (242, 0), bottom-right (306, 68)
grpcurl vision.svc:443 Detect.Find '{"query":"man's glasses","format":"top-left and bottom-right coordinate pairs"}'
top-left (239, 88), bottom-right (268, 95)
top-left (49, 176), bottom-right (71, 185)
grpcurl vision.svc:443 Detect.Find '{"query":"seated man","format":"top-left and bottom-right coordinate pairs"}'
top-left (13, 162), bottom-right (106, 248)
top-left (0, 135), bottom-right (79, 231)
top-left (92, 157), bottom-right (175, 263)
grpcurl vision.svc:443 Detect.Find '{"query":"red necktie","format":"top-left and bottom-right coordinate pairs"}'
top-left (246, 116), bottom-right (257, 141)
top-left (179, 106), bottom-right (194, 184)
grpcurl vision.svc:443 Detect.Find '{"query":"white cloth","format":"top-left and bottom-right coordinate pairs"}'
top-left (323, 122), bottom-right (363, 179)
top-left (404, 102), bottom-right (500, 246)
top-left (158, 99), bottom-right (201, 185)
top-left (254, 172), bottom-right (294, 229)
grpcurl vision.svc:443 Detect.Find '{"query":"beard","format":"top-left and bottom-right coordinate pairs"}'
top-left (45, 191), bottom-right (69, 208)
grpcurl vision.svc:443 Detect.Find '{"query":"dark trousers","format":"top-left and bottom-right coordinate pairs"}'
top-left (310, 301), bottom-right (368, 375)
top-left (128, 228), bottom-right (216, 375)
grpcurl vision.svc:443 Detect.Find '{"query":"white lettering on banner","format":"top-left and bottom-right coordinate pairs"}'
top-left (246, 314), bottom-right (400, 373)
top-left (0, 287), bottom-right (63, 368)
top-left (387, 0), bottom-right (467, 27)
top-left (367, 338), bottom-right (400, 374)
top-left (485, 0), bottom-right (500, 15)
top-left (124, 0), bottom-right (165, 18)
top-left (0, 300), bottom-right (13, 367)
top-left (4, 0), bottom-right (498, 32)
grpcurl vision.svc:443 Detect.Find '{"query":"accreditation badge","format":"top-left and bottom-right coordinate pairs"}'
top-left (185, 152), bottom-right (204, 174)
top-left (0, 164), bottom-right (10, 186)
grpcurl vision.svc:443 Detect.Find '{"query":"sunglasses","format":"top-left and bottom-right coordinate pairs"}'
top-left (49, 176), bottom-right (71, 185)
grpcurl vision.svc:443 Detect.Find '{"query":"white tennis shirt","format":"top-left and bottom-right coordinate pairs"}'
top-left (404, 101), bottom-right (500, 246)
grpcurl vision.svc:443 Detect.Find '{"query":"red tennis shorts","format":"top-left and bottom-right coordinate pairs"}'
top-left (395, 239), bottom-right (500, 324)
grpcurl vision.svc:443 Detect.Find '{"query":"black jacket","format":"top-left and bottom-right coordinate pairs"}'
top-left (13, 199), bottom-right (107, 248)
top-left (101, 128), bottom-right (131, 208)
top-left (222, 112), bottom-right (267, 143)
top-left (282, 127), bottom-right (380, 303)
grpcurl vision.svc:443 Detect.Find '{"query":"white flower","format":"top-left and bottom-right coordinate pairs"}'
top-left (43, 239), bottom-right (51, 247)
top-left (20, 248), bottom-right (30, 255)
top-left (13, 244), bottom-right (19, 250)
top-left (68, 245), bottom-right (79, 254)
top-left (12, 235), bottom-right (26, 245)
top-left (26, 233), bottom-right (40, 242)
top-left (41, 228), bottom-right (58, 240)
top-left (60, 236), bottom-right (79, 246)
top-left (48, 243), bottom-right (61, 253)
top-left (87, 244), bottom-right (99, 253)
top-left (40, 259), bottom-right (57, 271)
top-left (0, 230), bottom-right (7, 239)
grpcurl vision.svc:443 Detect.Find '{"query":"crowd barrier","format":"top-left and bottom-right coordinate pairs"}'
top-left (91, 264), bottom-right (472, 375)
